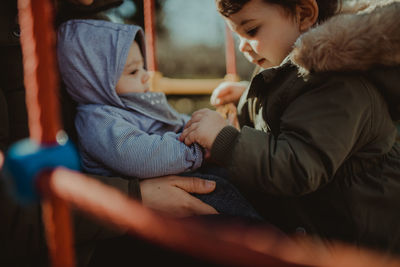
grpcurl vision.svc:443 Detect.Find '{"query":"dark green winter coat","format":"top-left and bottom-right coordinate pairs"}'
top-left (211, 1), bottom-right (400, 254)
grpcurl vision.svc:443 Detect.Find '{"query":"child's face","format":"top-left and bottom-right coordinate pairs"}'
top-left (116, 41), bottom-right (149, 94)
top-left (224, 0), bottom-right (301, 69)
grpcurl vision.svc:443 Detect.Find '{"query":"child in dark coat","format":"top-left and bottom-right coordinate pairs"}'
top-left (180, 0), bottom-right (400, 254)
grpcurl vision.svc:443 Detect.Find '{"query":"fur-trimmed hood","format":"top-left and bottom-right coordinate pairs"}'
top-left (289, 0), bottom-right (400, 120)
top-left (290, 0), bottom-right (400, 75)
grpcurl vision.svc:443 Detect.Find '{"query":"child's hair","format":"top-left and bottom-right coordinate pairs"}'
top-left (216, 0), bottom-right (341, 23)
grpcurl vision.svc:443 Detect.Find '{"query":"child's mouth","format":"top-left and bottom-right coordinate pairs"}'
top-left (257, 58), bottom-right (266, 66)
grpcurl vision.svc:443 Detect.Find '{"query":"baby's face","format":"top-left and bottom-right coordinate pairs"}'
top-left (116, 41), bottom-right (149, 94)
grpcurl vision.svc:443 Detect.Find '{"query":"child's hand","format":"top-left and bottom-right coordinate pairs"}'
top-left (210, 81), bottom-right (248, 106)
top-left (217, 103), bottom-right (240, 130)
top-left (180, 109), bottom-right (228, 150)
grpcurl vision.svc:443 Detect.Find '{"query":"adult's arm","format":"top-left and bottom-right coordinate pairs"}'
top-left (211, 75), bottom-right (390, 196)
top-left (76, 107), bottom-right (203, 178)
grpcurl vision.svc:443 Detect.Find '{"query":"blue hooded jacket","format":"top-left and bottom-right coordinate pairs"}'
top-left (57, 20), bottom-right (203, 178)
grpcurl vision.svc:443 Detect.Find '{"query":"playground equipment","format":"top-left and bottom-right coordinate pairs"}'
top-left (143, 0), bottom-right (239, 95)
top-left (3, 0), bottom-right (400, 266)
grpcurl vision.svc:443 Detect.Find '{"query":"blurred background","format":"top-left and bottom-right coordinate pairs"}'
top-left (104, 0), bottom-right (255, 114)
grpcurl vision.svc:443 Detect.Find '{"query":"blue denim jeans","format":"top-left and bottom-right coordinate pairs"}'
top-left (182, 165), bottom-right (263, 221)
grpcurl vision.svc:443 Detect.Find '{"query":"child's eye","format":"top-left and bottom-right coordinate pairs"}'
top-left (130, 70), bottom-right (138, 75)
top-left (246, 27), bottom-right (259, 37)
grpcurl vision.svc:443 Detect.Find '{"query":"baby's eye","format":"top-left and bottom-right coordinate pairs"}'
top-left (246, 26), bottom-right (259, 37)
top-left (130, 70), bottom-right (138, 75)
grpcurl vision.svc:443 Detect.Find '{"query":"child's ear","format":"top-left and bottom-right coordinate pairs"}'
top-left (296, 0), bottom-right (319, 32)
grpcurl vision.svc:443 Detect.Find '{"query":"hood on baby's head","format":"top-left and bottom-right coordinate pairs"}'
top-left (57, 19), bottom-right (146, 107)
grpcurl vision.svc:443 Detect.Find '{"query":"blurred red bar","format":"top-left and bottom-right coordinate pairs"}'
top-left (39, 172), bottom-right (76, 267)
top-left (144, 0), bottom-right (158, 72)
top-left (225, 24), bottom-right (237, 75)
top-left (18, 0), bottom-right (75, 266)
top-left (18, 0), bottom-right (61, 144)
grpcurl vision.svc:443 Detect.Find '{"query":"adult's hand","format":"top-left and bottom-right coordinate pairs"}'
top-left (210, 81), bottom-right (248, 106)
top-left (140, 176), bottom-right (218, 218)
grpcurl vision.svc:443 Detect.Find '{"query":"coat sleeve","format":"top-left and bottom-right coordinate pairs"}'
top-left (211, 77), bottom-right (373, 196)
top-left (76, 108), bottom-right (203, 178)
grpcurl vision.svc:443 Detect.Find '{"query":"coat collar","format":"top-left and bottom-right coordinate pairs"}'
top-left (289, 0), bottom-right (400, 76)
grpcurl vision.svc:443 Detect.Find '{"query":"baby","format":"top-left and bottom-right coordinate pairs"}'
top-left (57, 19), bottom-right (261, 220)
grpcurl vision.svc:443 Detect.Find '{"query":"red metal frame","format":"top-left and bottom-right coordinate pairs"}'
top-left (18, 0), bottom-right (75, 266)
top-left (144, 0), bottom-right (158, 72)
top-left (225, 25), bottom-right (237, 76)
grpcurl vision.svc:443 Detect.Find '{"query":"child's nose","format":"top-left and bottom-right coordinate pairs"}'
top-left (142, 72), bottom-right (149, 84)
top-left (239, 38), bottom-right (251, 53)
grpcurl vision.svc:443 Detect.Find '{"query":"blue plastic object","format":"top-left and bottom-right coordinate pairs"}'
top-left (3, 133), bottom-right (80, 204)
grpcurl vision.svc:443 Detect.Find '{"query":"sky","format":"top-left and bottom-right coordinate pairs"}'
top-left (161, 0), bottom-right (227, 47)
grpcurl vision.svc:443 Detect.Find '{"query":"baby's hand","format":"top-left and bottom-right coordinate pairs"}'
top-left (179, 109), bottom-right (228, 150)
top-left (210, 81), bottom-right (248, 106)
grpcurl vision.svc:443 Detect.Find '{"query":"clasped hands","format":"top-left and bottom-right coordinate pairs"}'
top-left (180, 80), bottom-right (245, 152)
top-left (179, 108), bottom-right (231, 151)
